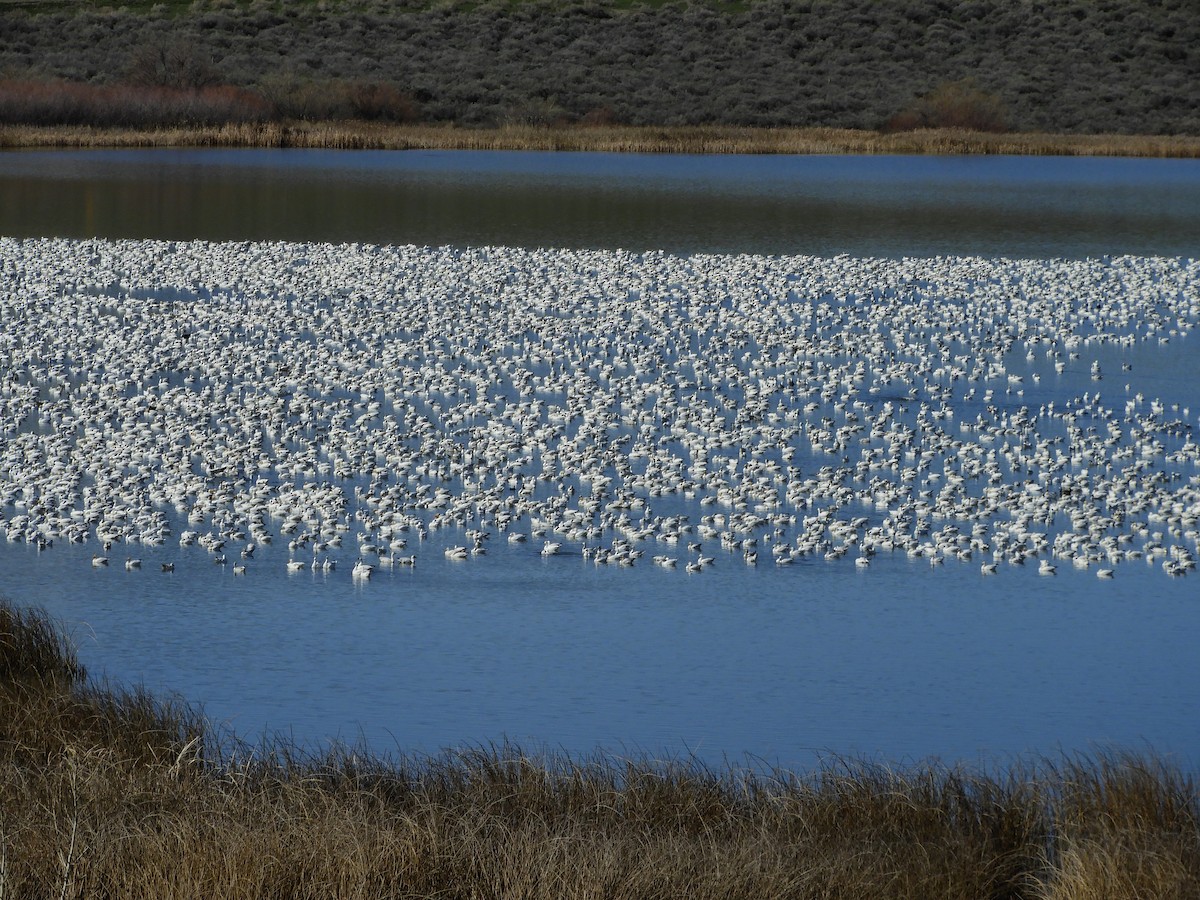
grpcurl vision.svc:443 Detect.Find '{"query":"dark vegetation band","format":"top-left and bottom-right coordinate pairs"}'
top-left (0, 0), bottom-right (1196, 134)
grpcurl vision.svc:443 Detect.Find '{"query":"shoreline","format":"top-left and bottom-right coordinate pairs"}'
top-left (3, 121), bottom-right (1200, 157)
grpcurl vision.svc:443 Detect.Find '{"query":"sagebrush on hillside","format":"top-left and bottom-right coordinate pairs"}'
top-left (0, 0), bottom-right (1196, 133)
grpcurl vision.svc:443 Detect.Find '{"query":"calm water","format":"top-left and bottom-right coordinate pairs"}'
top-left (2, 149), bottom-right (1200, 258)
top-left (4, 533), bottom-right (1198, 770)
top-left (1, 150), bottom-right (1199, 773)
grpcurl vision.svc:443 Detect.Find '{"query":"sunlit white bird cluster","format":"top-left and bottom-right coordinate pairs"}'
top-left (1, 237), bottom-right (1197, 582)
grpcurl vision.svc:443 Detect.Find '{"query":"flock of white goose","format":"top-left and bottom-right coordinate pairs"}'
top-left (1, 237), bottom-right (1197, 582)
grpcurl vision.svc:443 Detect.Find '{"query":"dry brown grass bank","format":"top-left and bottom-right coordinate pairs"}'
top-left (3, 122), bottom-right (1200, 157)
top-left (2, 599), bottom-right (1198, 899)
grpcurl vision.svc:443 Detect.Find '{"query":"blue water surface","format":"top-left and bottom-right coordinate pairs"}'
top-left (0, 150), bottom-right (1198, 773)
top-left (3, 149), bottom-right (1199, 258)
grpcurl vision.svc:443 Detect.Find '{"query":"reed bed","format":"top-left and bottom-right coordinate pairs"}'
top-left (2, 598), bottom-right (1198, 899)
top-left (3, 122), bottom-right (1200, 157)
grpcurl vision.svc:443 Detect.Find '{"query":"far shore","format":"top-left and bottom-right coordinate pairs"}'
top-left (3, 121), bottom-right (1200, 157)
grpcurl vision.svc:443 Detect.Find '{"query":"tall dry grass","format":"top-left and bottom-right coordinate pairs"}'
top-left (2, 121), bottom-right (1200, 157)
top-left (2, 598), bottom-right (1197, 899)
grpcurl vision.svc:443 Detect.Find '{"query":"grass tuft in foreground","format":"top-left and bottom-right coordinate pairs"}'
top-left (1, 597), bottom-right (1197, 899)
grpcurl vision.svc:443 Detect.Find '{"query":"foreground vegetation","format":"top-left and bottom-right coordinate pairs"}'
top-left (0, 0), bottom-right (1197, 135)
top-left (2, 598), bottom-right (1198, 899)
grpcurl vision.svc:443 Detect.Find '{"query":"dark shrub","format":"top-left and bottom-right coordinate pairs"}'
top-left (125, 39), bottom-right (219, 90)
top-left (580, 104), bottom-right (619, 126)
top-left (885, 78), bottom-right (1008, 132)
top-left (344, 80), bottom-right (418, 122)
top-left (0, 79), bottom-right (272, 127)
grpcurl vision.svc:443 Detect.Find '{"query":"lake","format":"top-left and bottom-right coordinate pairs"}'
top-left (3, 148), bottom-right (1200, 258)
top-left (0, 149), bottom-right (1198, 774)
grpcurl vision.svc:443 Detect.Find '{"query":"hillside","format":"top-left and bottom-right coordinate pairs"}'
top-left (0, 0), bottom-right (1197, 134)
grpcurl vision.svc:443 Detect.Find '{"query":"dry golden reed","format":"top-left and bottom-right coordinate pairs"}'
top-left (2, 122), bottom-right (1200, 157)
top-left (2, 599), bottom-right (1198, 899)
